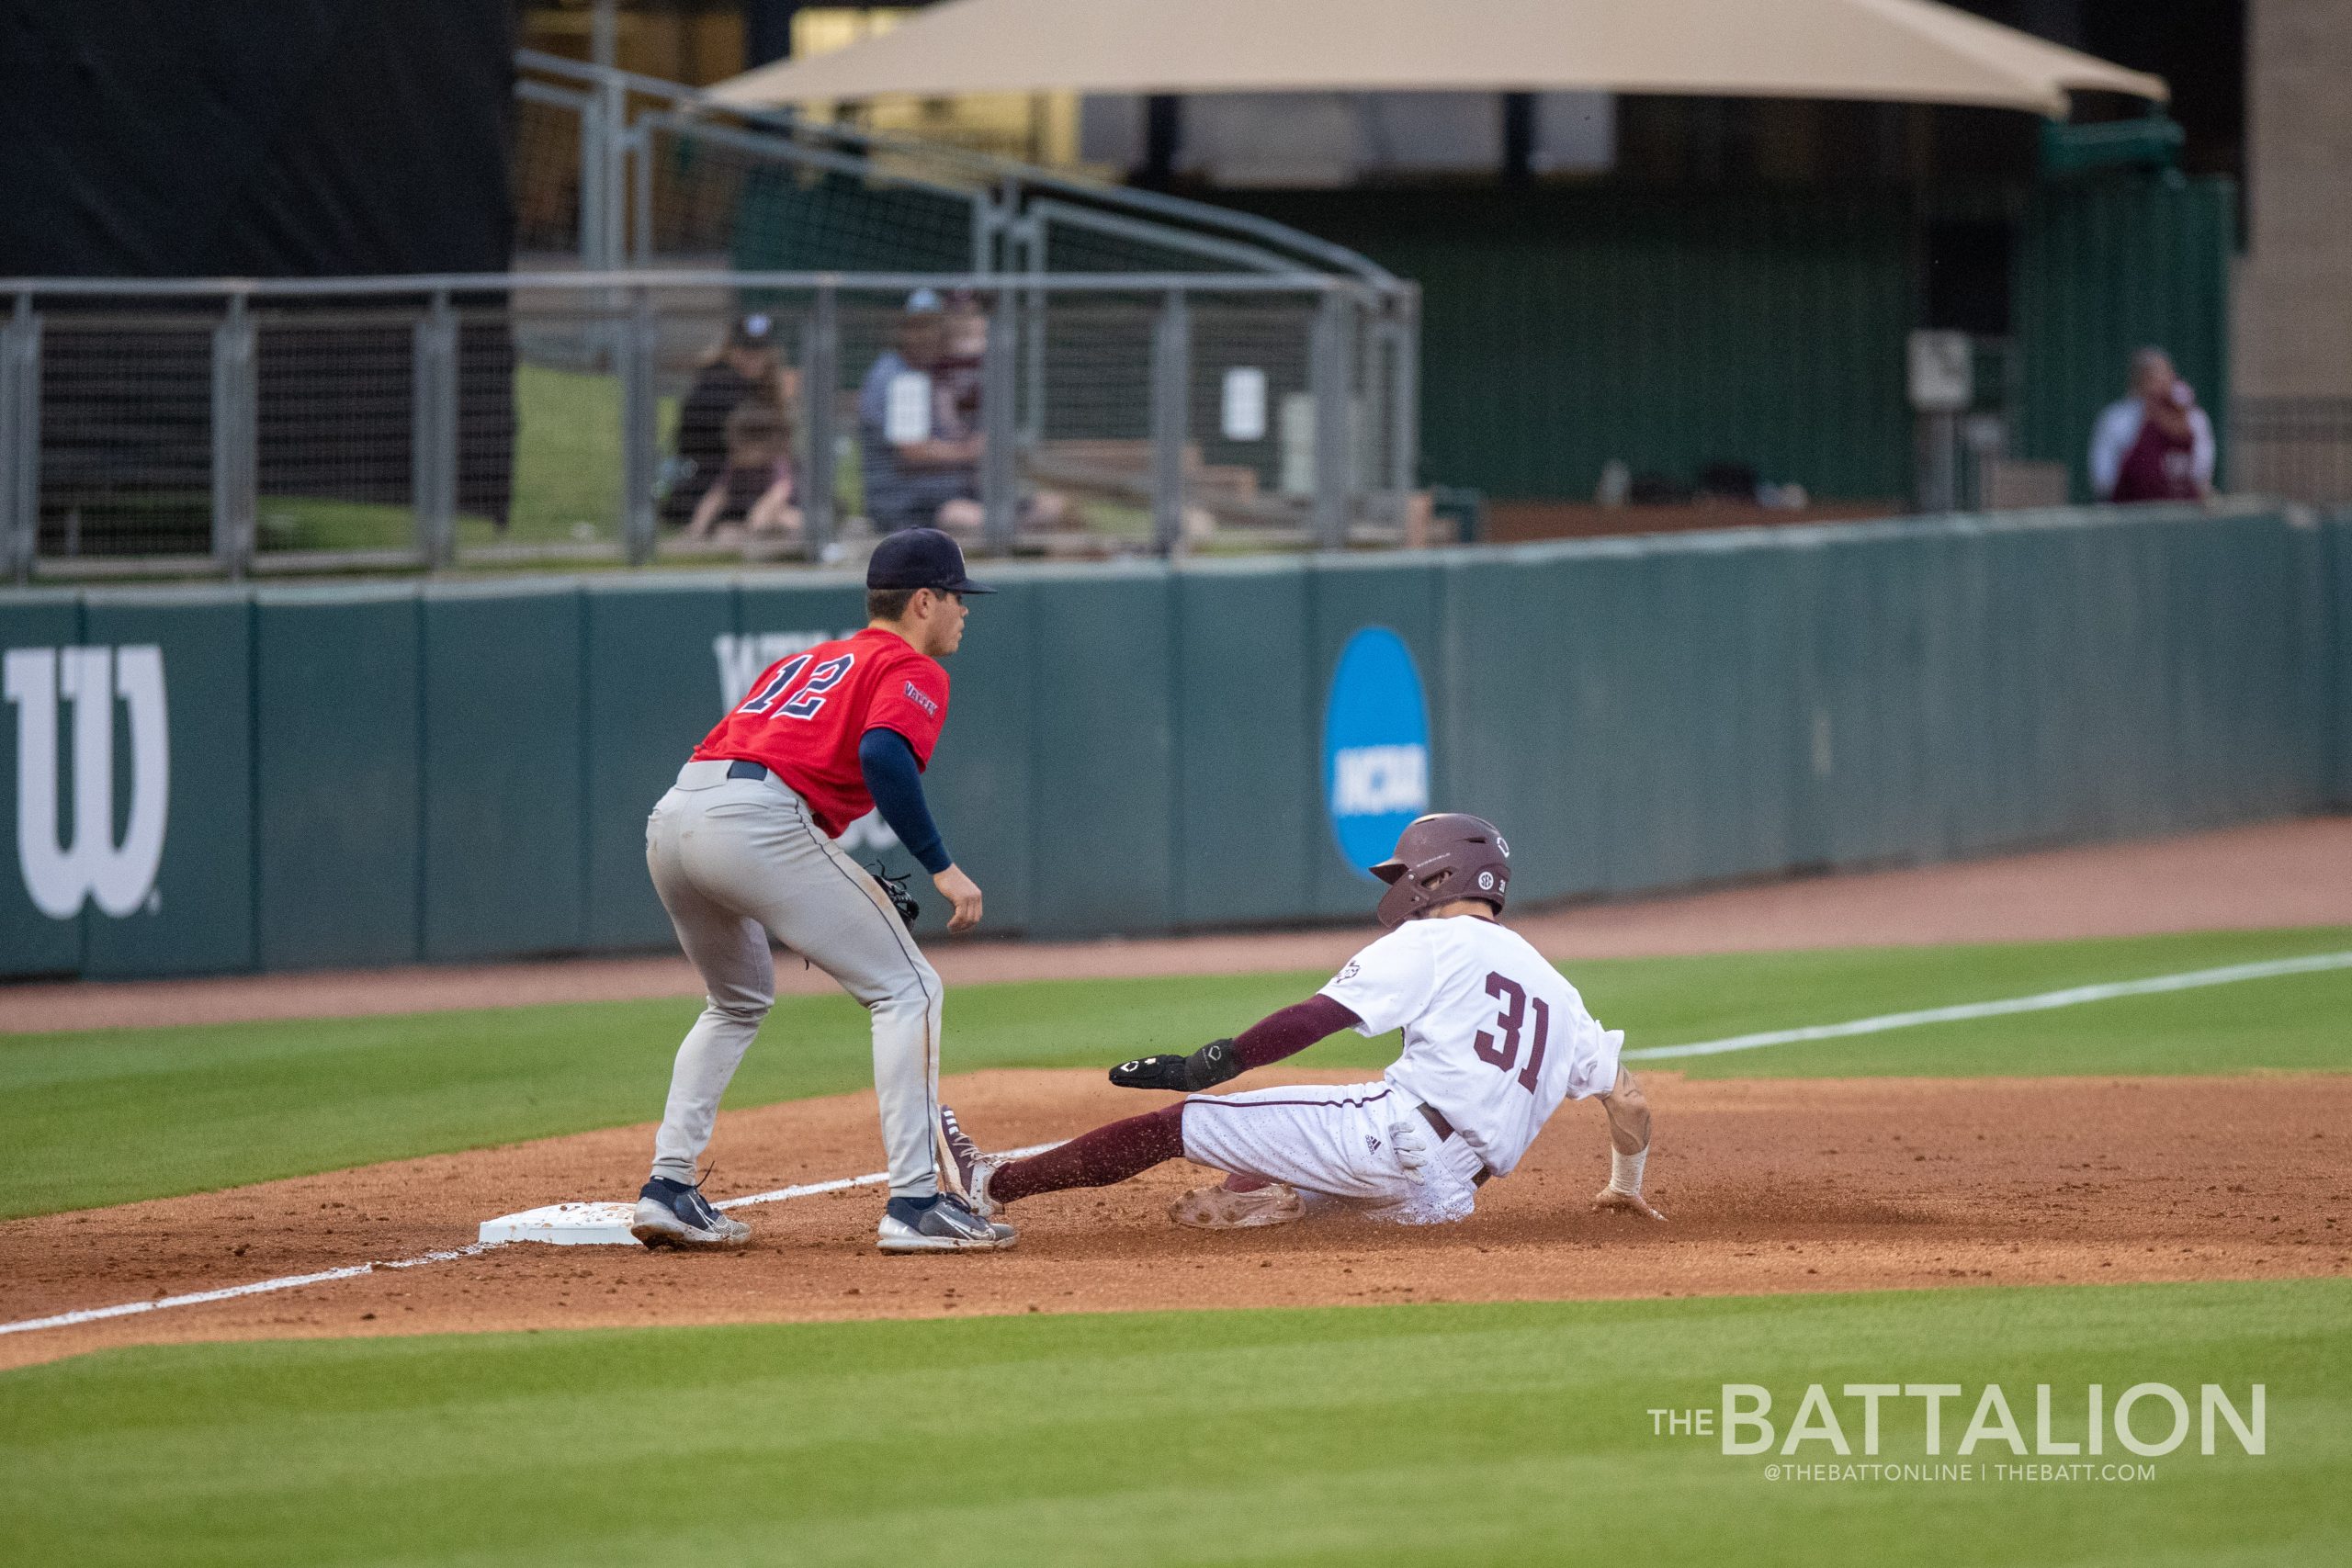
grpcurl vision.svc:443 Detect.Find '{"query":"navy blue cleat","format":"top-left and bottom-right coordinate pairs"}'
top-left (632, 1175), bottom-right (751, 1249)
top-left (935, 1106), bottom-right (1016, 1236)
top-left (876, 1191), bottom-right (1014, 1253)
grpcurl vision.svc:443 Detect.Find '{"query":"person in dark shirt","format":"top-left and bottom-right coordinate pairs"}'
top-left (667, 313), bottom-right (797, 524)
top-left (686, 401), bottom-right (799, 543)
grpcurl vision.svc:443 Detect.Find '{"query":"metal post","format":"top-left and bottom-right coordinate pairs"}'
top-left (1309, 289), bottom-right (1352, 550)
top-left (971, 188), bottom-right (999, 276)
top-left (618, 287), bottom-right (660, 564)
top-left (596, 73), bottom-right (629, 272)
top-left (629, 126), bottom-right (654, 265)
top-left (1387, 286), bottom-right (1420, 529)
top-left (411, 292), bottom-right (458, 568)
top-left (1917, 410), bottom-right (1960, 513)
top-left (802, 283), bottom-right (839, 557)
top-left (577, 84), bottom-right (606, 271)
top-left (210, 296), bottom-right (257, 577)
top-left (590, 0), bottom-right (618, 71)
top-left (1, 297), bottom-right (40, 581)
top-left (1018, 212), bottom-right (1047, 448)
top-left (980, 293), bottom-right (1019, 553)
top-left (1149, 288), bottom-right (1191, 555)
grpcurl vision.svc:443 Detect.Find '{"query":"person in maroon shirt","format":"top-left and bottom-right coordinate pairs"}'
top-left (2090, 348), bottom-right (2214, 502)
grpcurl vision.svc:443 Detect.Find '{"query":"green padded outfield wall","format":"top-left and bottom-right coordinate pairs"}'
top-left (0, 502), bottom-right (2341, 979)
top-left (253, 585), bottom-right (421, 972)
top-left (0, 590), bottom-right (88, 978)
top-left (2335, 511), bottom-right (2352, 809)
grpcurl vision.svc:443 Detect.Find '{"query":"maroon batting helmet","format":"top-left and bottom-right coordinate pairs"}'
top-left (1370, 813), bottom-right (1511, 928)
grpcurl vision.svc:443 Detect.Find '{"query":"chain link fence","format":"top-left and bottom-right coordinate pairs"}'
top-left (0, 55), bottom-right (1420, 580)
top-left (2, 272), bottom-right (1413, 580)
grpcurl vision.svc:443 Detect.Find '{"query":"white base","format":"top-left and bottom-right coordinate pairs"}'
top-left (478, 1201), bottom-right (641, 1247)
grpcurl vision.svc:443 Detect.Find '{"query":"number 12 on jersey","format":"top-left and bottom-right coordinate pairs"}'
top-left (1472, 971), bottom-right (1550, 1092)
top-left (738, 653), bottom-right (855, 720)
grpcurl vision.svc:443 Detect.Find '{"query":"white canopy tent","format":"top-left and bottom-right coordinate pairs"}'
top-left (708, 0), bottom-right (2165, 120)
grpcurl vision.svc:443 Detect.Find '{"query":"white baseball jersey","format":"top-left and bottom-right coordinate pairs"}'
top-left (1317, 915), bottom-right (1623, 1178)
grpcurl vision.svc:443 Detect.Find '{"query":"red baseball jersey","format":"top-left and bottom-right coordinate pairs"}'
top-left (693, 626), bottom-right (950, 835)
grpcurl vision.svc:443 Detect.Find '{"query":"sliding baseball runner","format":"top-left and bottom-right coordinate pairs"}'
top-left (937, 814), bottom-right (1663, 1230)
top-left (633, 527), bottom-right (1011, 1254)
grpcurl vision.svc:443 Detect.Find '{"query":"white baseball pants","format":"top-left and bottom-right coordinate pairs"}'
top-left (645, 760), bottom-right (944, 1198)
top-left (1180, 1079), bottom-right (1485, 1224)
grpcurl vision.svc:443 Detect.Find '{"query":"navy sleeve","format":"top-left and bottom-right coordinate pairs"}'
top-left (858, 727), bottom-right (952, 874)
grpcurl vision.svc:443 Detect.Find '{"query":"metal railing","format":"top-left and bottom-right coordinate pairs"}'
top-left (2231, 398), bottom-right (2352, 506)
top-left (512, 51), bottom-right (1418, 497)
top-left (511, 51), bottom-right (1395, 284)
top-left (2, 271), bottom-right (1412, 580)
top-left (0, 52), bottom-right (1421, 580)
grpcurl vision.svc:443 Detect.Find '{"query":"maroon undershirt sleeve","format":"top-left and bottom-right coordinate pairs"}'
top-left (985, 994), bottom-right (1363, 1206)
top-left (1229, 993), bottom-right (1362, 1071)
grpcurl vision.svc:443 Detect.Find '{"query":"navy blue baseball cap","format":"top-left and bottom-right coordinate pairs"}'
top-left (866, 527), bottom-right (995, 594)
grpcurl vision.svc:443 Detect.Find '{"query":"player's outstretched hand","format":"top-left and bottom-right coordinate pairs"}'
top-left (1111, 1039), bottom-right (1240, 1092)
top-left (933, 863), bottom-right (984, 933)
top-left (1591, 1184), bottom-right (1667, 1221)
top-left (1109, 1055), bottom-right (1193, 1090)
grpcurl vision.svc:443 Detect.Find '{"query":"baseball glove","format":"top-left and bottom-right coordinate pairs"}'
top-left (1111, 1038), bottom-right (1240, 1092)
top-left (866, 862), bottom-right (922, 925)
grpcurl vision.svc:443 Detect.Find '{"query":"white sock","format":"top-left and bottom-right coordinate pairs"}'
top-left (1610, 1145), bottom-right (1648, 1194)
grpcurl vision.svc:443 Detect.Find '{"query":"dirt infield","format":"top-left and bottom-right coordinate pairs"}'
top-left (6, 815), bottom-right (2348, 1036)
top-left (6, 1067), bottom-right (2346, 1371)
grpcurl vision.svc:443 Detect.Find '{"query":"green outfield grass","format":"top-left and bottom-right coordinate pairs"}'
top-left (2, 1280), bottom-right (2341, 1567)
top-left (4, 926), bottom-right (2347, 1220)
top-left (253, 366), bottom-right (678, 554)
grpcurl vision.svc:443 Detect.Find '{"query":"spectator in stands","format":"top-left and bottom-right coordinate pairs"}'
top-left (857, 290), bottom-right (983, 534)
top-left (668, 312), bottom-right (797, 524)
top-left (685, 400), bottom-right (799, 543)
top-left (856, 289), bottom-right (1065, 535)
top-left (933, 290), bottom-right (988, 437)
top-left (2090, 347), bottom-right (2214, 502)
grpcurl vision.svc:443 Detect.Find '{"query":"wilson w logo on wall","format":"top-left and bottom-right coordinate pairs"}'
top-left (5, 647), bottom-right (170, 919)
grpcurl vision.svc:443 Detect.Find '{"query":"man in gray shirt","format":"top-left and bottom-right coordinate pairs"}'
top-left (857, 290), bottom-right (984, 534)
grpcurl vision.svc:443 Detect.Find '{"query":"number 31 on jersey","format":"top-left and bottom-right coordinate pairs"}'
top-left (1472, 971), bottom-right (1549, 1093)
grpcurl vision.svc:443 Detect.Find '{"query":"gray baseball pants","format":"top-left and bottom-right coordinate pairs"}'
top-left (645, 759), bottom-right (943, 1199)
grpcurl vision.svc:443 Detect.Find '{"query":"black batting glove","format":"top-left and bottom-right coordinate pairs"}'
top-left (1110, 1038), bottom-right (1239, 1092)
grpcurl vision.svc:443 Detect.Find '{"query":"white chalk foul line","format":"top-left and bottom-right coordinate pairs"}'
top-left (713, 1141), bottom-right (1061, 1211)
top-left (0, 1141), bottom-right (1066, 1340)
top-left (11, 944), bottom-right (2343, 1341)
top-left (1623, 949), bottom-right (2352, 1062)
top-left (0, 1243), bottom-right (502, 1339)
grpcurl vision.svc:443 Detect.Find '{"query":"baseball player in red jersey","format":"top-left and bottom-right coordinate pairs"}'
top-left (935, 814), bottom-right (1664, 1232)
top-left (633, 528), bottom-right (1012, 1254)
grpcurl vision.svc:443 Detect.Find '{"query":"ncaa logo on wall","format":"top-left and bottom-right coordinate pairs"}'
top-left (1322, 627), bottom-right (1430, 877)
top-left (4, 647), bottom-right (170, 919)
